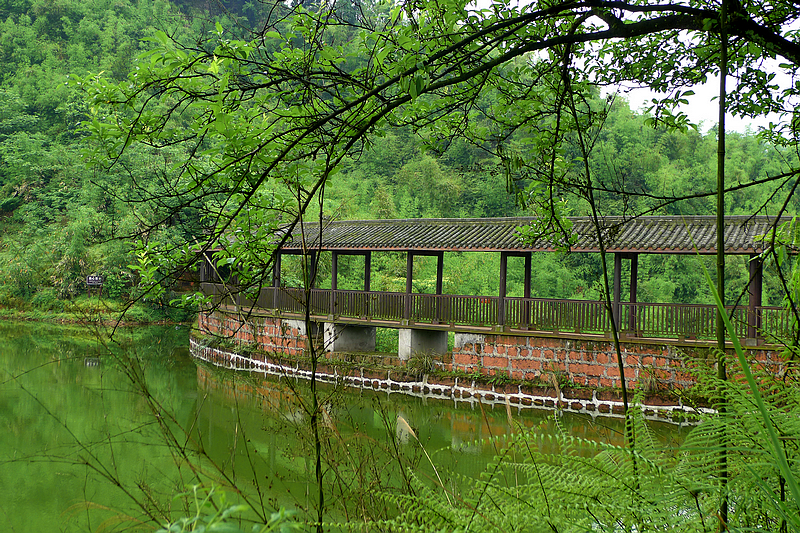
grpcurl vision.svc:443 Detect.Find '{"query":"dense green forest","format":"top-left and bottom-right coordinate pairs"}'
top-left (0, 0), bottom-right (796, 316)
top-left (0, 0), bottom-right (214, 317)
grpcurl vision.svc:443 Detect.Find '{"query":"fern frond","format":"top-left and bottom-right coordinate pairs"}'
top-left (362, 366), bottom-right (800, 533)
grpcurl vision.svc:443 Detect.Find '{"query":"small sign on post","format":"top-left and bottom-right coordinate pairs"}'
top-left (87, 274), bottom-right (104, 297)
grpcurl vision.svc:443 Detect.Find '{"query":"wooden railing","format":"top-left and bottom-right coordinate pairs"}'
top-left (202, 283), bottom-right (793, 341)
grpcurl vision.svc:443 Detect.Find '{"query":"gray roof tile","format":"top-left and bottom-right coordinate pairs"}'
top-left (280, 215), bottom-right (792, 254)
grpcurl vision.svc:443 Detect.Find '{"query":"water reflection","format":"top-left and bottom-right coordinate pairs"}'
top-left (0, 322), bottom-right (687, 531)
top-left (192, 363), bottom-right (689, 521)
top-left (0, 323), bottom-right (195, 532)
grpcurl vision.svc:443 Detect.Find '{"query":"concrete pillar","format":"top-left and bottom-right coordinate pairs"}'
top-left (399, 328), bottom-right (448, 361)
top-left (454, 332), bottom-right (484, 350)
top-left (283, 319), bottom-right (307, 334)
top-left (323, 323), bottom-right (377, 352)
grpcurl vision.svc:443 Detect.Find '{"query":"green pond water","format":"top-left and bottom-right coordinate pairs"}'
top-left (0, 322), bottom-right (687, 532)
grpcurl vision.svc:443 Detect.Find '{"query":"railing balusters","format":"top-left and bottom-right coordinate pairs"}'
top-left (200, 283), bottom-right (794, 342)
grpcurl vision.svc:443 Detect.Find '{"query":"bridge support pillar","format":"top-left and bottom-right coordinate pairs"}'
top-left (323, 324), bottom-right (376, 353)
top-left (399, 329), bottom-right (448, 361)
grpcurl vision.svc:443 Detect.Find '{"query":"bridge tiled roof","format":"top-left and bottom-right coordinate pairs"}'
top-left (281, 215), bottom-right (792, 254)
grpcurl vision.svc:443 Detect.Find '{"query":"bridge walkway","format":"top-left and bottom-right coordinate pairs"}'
top-left (203, 283), bottom-right (791, 344)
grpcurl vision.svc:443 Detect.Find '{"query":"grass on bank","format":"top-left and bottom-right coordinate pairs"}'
top-left (0, 289), bottom-right (195, 324)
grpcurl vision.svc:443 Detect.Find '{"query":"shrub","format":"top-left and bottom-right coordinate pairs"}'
top-left (0, 196), bottom-right (22, 213)
top-left (30, 288), bottom-right (65, 312)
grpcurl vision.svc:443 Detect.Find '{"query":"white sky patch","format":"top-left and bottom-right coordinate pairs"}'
top-left (613, 76), bottom-right (788, 135)
top-left (602, 35), bottom-right (799, 135)
top-left (465, 0), bottom-right (797, 135)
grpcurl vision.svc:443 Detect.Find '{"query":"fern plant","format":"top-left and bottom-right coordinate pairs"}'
top-left (682, 364), bottom-right (800, 531)
top-left (366, 369), bottom-right (800, 533)
top-left (360, 261), bottom-right (800, 532)
top-left (375, 412), bottom-right (710, 532)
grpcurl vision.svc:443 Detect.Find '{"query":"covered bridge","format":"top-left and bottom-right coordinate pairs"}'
top-left (201, 215), bottom-right (793, 351)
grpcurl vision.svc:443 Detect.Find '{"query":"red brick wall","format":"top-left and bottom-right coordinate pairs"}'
top-left (189, 337), bottom-right (709, 419)
top-left (198, 310), bottom-right (310, 357)
top-left (199, 310), bottom-right (786, 392)
top-left (451, 334), bottom-right (785, 390)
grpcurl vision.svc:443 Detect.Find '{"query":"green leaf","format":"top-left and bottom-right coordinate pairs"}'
top-left (375, 47), bottom-right (390, 65)
top-left (702, 263), bottom-right (800, 512)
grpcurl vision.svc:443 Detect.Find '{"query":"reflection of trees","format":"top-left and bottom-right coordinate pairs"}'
top-left (0, 323), bottom-right (196, 531)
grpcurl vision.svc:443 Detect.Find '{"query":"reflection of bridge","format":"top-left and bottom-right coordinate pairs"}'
top-left (201, 216), bottom-right (794, 358)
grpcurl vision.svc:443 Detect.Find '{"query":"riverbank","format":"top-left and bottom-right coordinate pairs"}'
top-left (0, 295), bottom-right (194, 325)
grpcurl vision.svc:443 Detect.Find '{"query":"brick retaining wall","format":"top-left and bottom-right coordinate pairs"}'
top-left (196, 310), bottom-right (787, 409)
top-left (199, 309), bottom-right (316, 357)
top-left (450, 333), bottom-right (785, 391)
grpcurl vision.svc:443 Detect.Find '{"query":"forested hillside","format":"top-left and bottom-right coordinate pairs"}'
top-left (0, 0), bottom-right (215, 316)
top-left (0, 0), bottom-right (795, 316)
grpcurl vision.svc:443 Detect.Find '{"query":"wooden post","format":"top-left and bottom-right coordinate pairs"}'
top-left (331, 251), bottom-right (338, 316)
top-left (331, 251), bottom-right (338, 290)
top-left (307, 251), bottom-right (317, 289)
top-left (435, 251), bottom-right (444, 295)
top-left (524, 252), bottom-right (532, 328)
top-left (364, 251), bottom-right (371, 292)
top-left (364, 251), bottom-right (372, 317)
top-left (273, 252), bottom-right (282, 286)
top-left (405, 251), bottom-right (414, 320)
top-left (272, 252), bottom-right (282, 309)
top-left (748, 254), bottom-right (763, 340)
top-left (499, 251), bottom-right (508, 327)
top-left (435, 251), bottom-right (444, 323)
top-left (612, 253), bottom-right (622, 329)
top-left (628, 253), bottom-right (639, 334)
top-left (200, 256), bottom-right (210, 283)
